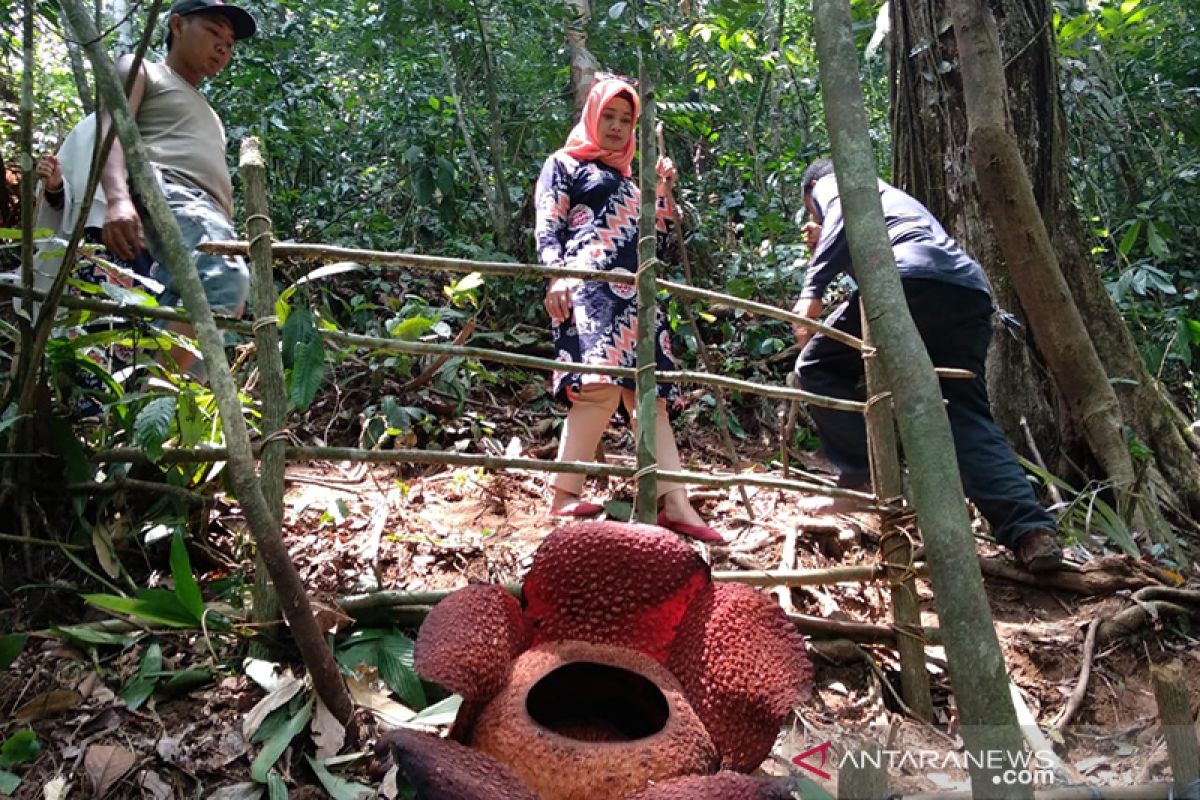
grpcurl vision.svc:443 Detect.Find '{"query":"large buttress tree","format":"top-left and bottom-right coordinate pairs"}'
top-left (889, 0), bottom-right (1200, 523)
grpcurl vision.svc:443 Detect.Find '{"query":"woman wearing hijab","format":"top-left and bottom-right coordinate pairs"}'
top-left (534, 75), bottom-right (721, 543)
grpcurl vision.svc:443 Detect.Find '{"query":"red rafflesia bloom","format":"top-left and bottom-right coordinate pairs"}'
top-left (377, 521), bottom-right (813, 800)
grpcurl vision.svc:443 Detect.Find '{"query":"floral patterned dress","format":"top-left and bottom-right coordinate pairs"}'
top-left (534, 151), bottom-right (681, 410)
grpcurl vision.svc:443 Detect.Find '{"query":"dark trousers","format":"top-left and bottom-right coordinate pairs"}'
top-left (796, 279), bottom-right (1055, 549)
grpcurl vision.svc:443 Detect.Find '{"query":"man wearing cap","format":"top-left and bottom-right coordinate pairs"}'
top-left (99, 0), bottom-right (257, 371)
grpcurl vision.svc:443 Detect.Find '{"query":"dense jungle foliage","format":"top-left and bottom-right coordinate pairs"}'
top-left (0, 0), bottom-right (1197, 531)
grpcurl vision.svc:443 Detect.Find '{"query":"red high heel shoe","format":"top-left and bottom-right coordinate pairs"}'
top-left (657, 511), bottom-right (725, 544)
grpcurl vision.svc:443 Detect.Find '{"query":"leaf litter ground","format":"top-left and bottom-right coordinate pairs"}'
top-left (2, 409), bottom-right (1198, 798)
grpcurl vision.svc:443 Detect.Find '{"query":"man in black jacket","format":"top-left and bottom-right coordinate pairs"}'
top-left (792, 158), bottom-right (1062, 572)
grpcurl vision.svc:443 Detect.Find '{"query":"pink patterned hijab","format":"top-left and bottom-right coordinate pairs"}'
top-left (560, 77), bottom-right (640, 177)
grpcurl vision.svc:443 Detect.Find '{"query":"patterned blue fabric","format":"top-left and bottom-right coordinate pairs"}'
top-left (534, 151), bottom-right (681, 409)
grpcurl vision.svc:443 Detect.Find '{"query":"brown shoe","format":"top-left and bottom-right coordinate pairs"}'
top-left (1014, 528), bottom-right (1063, 573)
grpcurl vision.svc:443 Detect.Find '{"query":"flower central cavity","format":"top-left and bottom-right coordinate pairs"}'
top-left (526, 661), bottom-right (669, 742)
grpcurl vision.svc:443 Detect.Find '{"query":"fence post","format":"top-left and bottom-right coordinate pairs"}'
top-left (864, 297), bottom-right (933, 724)
top-left (1150, 661), bottom-right (1200, 793)
top-left (633, 56), bottom-right (658, 522)
top-left (240, 137), bottom-right (285, 655)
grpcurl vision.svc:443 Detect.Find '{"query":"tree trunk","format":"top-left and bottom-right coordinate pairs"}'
top-left (60, 0), bottom-right (355, 725)
top-left (563, 0), bottom-right (599, 119)
top-left (890, 0), bottom-right (1060, 463)
top-left (813, 0), bottom-right (1031, 793)
top-left (890, 0), bottom-right (1200, 522)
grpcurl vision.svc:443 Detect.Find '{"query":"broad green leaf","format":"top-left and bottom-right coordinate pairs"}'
top-left (161, 669), bottom-right (213, 694)
top-left (170, 531), bottom-right (204, 622)
top-left (414, 165), bottom-right (434, 205)
top-left (795, 777), bottom-right (834, 800)
top-left (1117, 220), bottom-right (1141, 256)
top-left (407, 694), bottom-right (462, 725)
top-left (1146, 221), bottom-right (1170, 259)
top-left (305, 755), bottom-right (373, 800)
top-left (608, 1), bottom-right (627, 18)
top-left (0, 730), bottom-right (40, 767)
top-left (50, 625), bottom-right (135, 647)
top-left (390, 317), bottom-right (434, 341)
top-left (0, 634), bottom-right (27, 669)
top-left (288, 334), bottom-right (326, 412)
top-left (266, 771), bottom-right (288, 800)
top-left (83, 590), bottom-right (197, 628)
top-left (250, 700), bottom-right (312, 782)
top-left (133, 397), bottom-right (177, 463)
top-left (280, 308), bottom-right (316, 369)
top-left (120, 643), bottom-right (162, 711)
top-left (376, 632), bottom-right (425, 709)
top-left (0, 769), bottom-right (19, 795)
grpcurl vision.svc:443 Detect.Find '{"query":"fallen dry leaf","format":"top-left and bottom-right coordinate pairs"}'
top-left (242, 676), bottom-right (304, 740)
top-left (346, 676), bottom-right (414, 728)
top-left (138, 769), bottom-right (172, 800)
top-left (42, 775), bottom-right (69, 800)
top-left (310, 601), bottom-right (354, 634)
top-left (14, 689), bottom-right (83, 721)
top-left (84, 743), bottom-right (136, 797)
top-left (311, 698), bottom-right (346, 760)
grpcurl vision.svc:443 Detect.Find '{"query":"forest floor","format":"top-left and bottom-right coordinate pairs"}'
top-left (2, 403), bottom-right (1199, 799)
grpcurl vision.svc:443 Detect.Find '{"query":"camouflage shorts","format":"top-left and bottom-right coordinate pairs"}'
top-left (142, 178), bottom-right (249, 314)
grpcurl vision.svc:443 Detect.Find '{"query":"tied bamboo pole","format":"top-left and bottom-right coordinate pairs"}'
top-left (197, 240), bottom-right (869, 351)
top-left (864, 309), bottom-right (933, 722)
top-left (240, 138), bottom-right (283, 655)
top-left (655, 122), bottom-right (754, 519)
top-left (1149, 662), bottom-right (1200, 792)
top-left (633, 58), bottom-right (658, 522)
top-left (59, 0), bottom-right (353, 725)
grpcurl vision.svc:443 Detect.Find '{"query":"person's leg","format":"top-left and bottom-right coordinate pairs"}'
top-left (550, 383), bottom-right (622, 512)
top-left (143, 182), bottom-right (250, 374)
top-left (906, 282), bottom-right (1058, 554)
top-left (795, 297), bottom-right (871, 487)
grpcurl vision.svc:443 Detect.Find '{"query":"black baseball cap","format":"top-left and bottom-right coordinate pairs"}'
top-left (168, 0), bottom-right (257, 40)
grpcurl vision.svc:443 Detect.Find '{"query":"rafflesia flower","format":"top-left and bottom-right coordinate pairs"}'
top-left (377, 521), bottom-right (813, 800)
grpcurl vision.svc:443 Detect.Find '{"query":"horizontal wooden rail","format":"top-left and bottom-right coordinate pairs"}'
top-left (0, 283), bottom-right (865, 411)
top-left (197, 239), bottom-right (864, 350)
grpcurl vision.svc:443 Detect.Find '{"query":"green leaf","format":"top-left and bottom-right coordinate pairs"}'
top-left (280, 307), bottom-right (316, 369)
top-left (250, 700), bottom-right (312, 783)
top-left (1146, 221), bottom-right (1170, 259)
top-left (0, 769), bottom-right (19, 795)
top-left (376, 632), bottom-right (425, 709)
top-left (390, 317), bottom-right (434, 341)
top-left (133, 396), bottom-right (177, 463)
top-left (0, 634), bottom-right (27, 669)
top-left (0, 730), bottom-right (40, 767)
top-left (161, 669), bottom-right (213, 694)
top-left (305, 756), bottom-right (373, 800)
top-left (1117, 220), bottom-right (1141, 256)
top-left (288, 333), bottom-right (326, 412)
top-left (414, 165), bottom-right (434, 205)
top-left (608, 1), bottom-right (627, 18)
top-left (170, 531), bottom-right (204, 621)
top-left (266, 771), bottom-right (288, 800)
top-left (83, 590), bottom-right (198, 628)
top-left (795, 777), bottom-right (834, 800)
top-left (602, 500), bottom-right (633, 521)
top-left (120, 643), bottom-right (163, 711)
top-left (407, 694), bottom-right (462, 726)
top-left (50, 625), bottom-right (135, 647)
